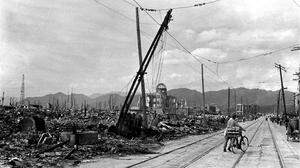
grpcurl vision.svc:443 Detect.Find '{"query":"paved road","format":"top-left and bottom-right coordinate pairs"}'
top-left (76, 118), bottom-right (300, 168)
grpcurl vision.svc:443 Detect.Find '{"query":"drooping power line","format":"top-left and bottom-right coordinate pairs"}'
top-left (292, 0), bottom-right (300, 8)
top-left (139, 0), bottom-right (222, 12)
top-left (93, 0), bottom-right (155, 25)
top-left (131, 0), bottom-right (232, 87)
top-left (219, 44), bottom-right (300, 64)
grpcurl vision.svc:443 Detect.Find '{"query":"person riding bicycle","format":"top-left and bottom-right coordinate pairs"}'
top-left (223, 114), bottom-right (246, 152)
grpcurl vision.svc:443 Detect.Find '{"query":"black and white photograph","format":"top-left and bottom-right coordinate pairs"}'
top-left (1, 0), bottom-right (300, 167)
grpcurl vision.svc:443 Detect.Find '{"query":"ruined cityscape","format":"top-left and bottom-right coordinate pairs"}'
top-left (1, 0), bottom-right (300, 168)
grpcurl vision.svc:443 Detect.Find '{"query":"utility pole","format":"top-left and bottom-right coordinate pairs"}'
top-left (227, 87), bottom-right (230, 116)
top-left (234, 89), bottom-right (236, 111)
top-left (293, 66), bottom-right (300, 117)
top-left (293, 93), bottom-right (296, 114)
top-left (276, 90), bottom-right (281, 120)
top-left (117, 9), bottom-right (173, 131)
top-left (136, 7), bottom-right (147, 126)
top-left (1, 92), bottom-right (4, 106)
top-left (240, 96), bottom-right (243, 116)
top-left (20, 74), bottom-right (25, 106)
top-left (275, 63), bottom-right (287, 124)
top-left (201, 64), bottom-right (206, 114)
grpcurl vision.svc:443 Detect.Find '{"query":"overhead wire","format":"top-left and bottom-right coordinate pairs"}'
top-left (154, 33), bottom-right (167, 86)
top-left (292, 0), bottom-right (300, 8)
top-left (93, 0), bottom-right (155, 25)
top-left (97, 0), bottom-right (297, 90)
top-left (219, 44), bottom-right (300, 64)
top-left (116, 0), bottom-right (219, 64)
top-left (130, 1), bottom-right (231, 87)
top-left (165, 29), bottom-right (232, 87)
top-left (120, 0), bottom-right (137, 7)
top-left (139, 0), bottom-right (222, 12)
top-left (119, 75), bottom-right (136, 95)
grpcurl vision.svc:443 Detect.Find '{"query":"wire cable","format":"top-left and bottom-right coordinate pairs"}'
top-left (139, 0), bottom-right (222, 12)
top-left (93, 0), bottom-right (155, 25)
top-left (132, 0), bottom-right (232, 87)
top-left (166, 32), bottom-right (231, 86)
top-left (166, 32), bottom-right (218, 64)
top-left (219, 44), bottom-right (300, 64)
top-left (120, 0), bottom-right (137, 7)
top-left (292, 0), bottom-right (300, 8)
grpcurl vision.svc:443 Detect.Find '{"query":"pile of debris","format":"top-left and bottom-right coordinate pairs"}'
top-left (0, 109), bottom-right (157, 167)
top-left (151, 115), bottom-right (227, 140)
top-left (0, 108), bottom-right (227, 167)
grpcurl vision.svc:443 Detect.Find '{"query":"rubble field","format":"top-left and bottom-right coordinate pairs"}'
top-left (0, 108), bottom-right (226, 167)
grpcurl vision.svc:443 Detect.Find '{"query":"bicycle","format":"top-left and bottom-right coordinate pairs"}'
top-left (227, 128), bottom-right (249, 153)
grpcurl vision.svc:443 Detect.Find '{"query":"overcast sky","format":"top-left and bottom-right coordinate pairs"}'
top-left (0, 0), bottom-right (300, 97)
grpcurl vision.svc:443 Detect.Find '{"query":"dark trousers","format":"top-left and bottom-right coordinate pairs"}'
top-left (224, 136), bottom-right (229, 150)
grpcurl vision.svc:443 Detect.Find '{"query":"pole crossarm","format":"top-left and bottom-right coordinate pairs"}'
top-left (275, 63), bottom-right (287, 72)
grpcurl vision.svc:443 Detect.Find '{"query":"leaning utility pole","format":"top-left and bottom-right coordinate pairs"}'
top-left (136, 7), bottom-right (147, 125)
top-left (117, 9), bottom-right (173, 132)
top-left (227, 87), bottom-right (230, 116)
top-left (275, 63), bottom-right (287, 122)
top-left (201, 64), bottom-right (206, 114)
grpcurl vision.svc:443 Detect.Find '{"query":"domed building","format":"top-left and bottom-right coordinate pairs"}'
top-left (141, 83), bottom-right (187, 117)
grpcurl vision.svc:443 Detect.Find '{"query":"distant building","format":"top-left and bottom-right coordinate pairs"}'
top-left (141, 83), bottom-right (188, 117)
top-left (236, 103), bottom-right (259, 119)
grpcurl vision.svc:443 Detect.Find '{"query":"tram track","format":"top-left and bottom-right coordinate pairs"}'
top-left (126, 118), bottom-right (262, 168)
top-left (231, 119), bottom-right (265, 168)
top-left (267, 120), bottom-right (286, 168)
top-left (180, 119), bottom-right (264, 168)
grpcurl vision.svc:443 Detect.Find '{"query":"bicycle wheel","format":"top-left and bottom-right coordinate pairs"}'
top-left (229, 137), bottom-right (238, 153)
top-left (240, 136), bottom-right (249, 152)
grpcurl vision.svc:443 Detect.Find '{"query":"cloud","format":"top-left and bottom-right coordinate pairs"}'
top-left (169, 73), bottom-right (182, 79)
top-left (192, 48), bottom-right (227, 61)
top-left (197, 29), bottom-right (221, 42)
top-left (1, 0), bottom-right (300, 97)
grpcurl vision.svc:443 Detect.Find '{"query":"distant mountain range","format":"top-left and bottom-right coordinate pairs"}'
top-left (168, 87), bottom-right (294, 109)
top-left (24, 87), bottom-right (294, 109)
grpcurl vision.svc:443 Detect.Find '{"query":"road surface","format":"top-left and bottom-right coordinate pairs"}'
top-left (77, 118), bottom-right (300, 168)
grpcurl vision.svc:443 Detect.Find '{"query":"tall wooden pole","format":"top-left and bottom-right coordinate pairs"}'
top-left (136, 7), bottom-right (147, 127)
top-left (117, 9), bottom-right (172, 129)
top-left (276, 90), bottom-right (281, 120)
top-left (293, 93), bottom-right (296, 114)
top-left (293, 66), bottom-right (300, 117)
top-left (201, 64), bottom-right (206, 115)
top-left (234, 89), bottom-right (236, 112)
top-left (275, 63), bottom-right (287, 123)
top-left (1, 92), bottom-right (4, 106)
top-left (227, 87), bottom-right (230, 116)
